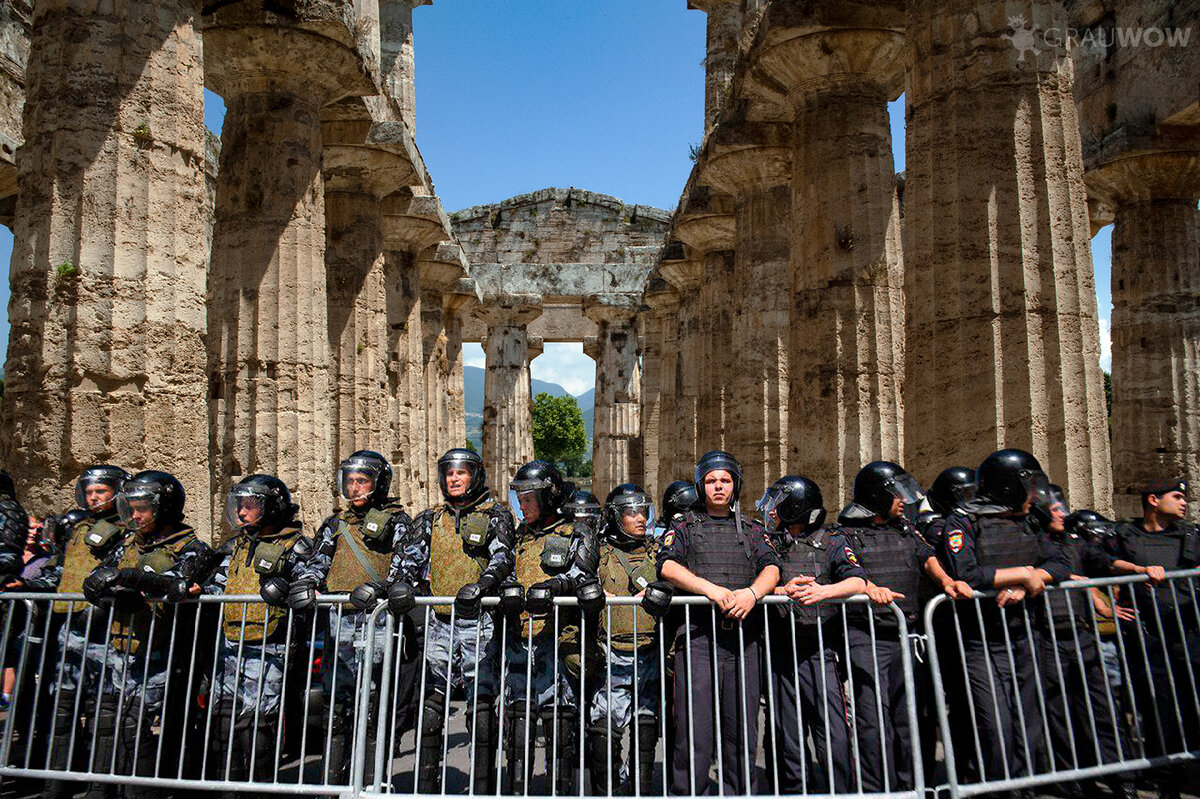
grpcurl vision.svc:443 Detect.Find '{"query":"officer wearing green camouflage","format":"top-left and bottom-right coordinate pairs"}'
top-left (82, 470), bottom-right (213, 799)
top-left (287, 450), bottom-right (413, 784)
top-left (203, 475), bottom-right (309, 793)
top-left (387, 448), bottom-right (515, 794)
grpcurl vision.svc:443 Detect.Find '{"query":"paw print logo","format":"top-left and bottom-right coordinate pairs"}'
top-left (1002, 14), bottom-right (1040, 63)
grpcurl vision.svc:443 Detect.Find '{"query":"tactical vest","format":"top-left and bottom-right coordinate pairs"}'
top-left (222, 525), bottom-right (303, 642)
top-left (110, 524), bottom-right (199, 654)
top-left (1040, 533), bottom-right (1092, 630)
top-left (773, 532), bottom-right (835, 628)
top-left (965, 514), bottom-right (1040, 637)
top-left (597, 540), bottom-right (658, 651)
top-left (324, 503), bottom-right (404, 592)
top-left (842, 523), bottom-right (922, 628)
top-left (682, 511), bottom-right (757, 590)
top-left (1114, 520), bottom-right (1200, 622)
top-left (429, 501), bottom-right (495, 599)
top-left (53, 514), bottom-right (121, 614)
top-left (514, 518), bottom-right (578, 638)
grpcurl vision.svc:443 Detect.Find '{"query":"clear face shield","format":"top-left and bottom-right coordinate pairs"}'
top-left (76, 477), bottom-right (119, 514)
top-left (117, 490), bottom-right (161, 534)
top-left (509, 478), bottom-right (550, 525)
top-left (886, 473), bottom-right (927, 521)
top-left (337, 458), bottom-right (381, 503)
top-left (613, 498), bottom-right (655, 539)
top-left (225, 488), bottom-right (267, 533)
top-left (439, 459), bottom-right (478, 501)
top-left (756, 488), bottom-right (785, 533)
top-left (1020, 470), bottom-right (1053, 512)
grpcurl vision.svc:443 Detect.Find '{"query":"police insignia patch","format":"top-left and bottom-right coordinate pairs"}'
top-left (947, 531), bottom-right (964, 553)
top-left (844, 546), bottom-right (859, 566)
top-left (663, 532), bottom-right (674, 547)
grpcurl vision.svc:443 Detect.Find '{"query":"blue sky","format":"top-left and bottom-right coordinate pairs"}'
top-left (0, 1), bottom-right (1114, 390)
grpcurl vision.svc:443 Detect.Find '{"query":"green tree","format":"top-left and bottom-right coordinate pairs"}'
top-left (532, 392), bottom-right (587, 466)
top-left (464, 439), bottom-right (478, 453)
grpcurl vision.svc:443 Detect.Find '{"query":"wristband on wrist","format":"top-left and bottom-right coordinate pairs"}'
top-left (748, 586), bottom-right (760, 601)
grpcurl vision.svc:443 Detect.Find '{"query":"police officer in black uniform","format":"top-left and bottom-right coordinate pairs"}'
top-left (1103, 477), bottom-right (1199, 799)
top-left (758, 475), bottom-right (861, 794)
top-left (659, 451), bottom-right (780, 796)
top-left (918, 467), bottom-right (977, 546)
top-left (939, 449), bottom-right (1056, 782)
top-left (833, 461), bottom-right (971, 791)
top-left (660, 481), bottom-right (701, 532)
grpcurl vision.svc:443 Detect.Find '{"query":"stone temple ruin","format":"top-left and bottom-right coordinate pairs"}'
top-left (0, 1), bottom-right (1195, 537)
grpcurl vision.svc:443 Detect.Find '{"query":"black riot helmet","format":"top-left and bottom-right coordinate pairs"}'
top-left (564, 490), bottom-right (603, 526)
top-left (437, 448), bottom-right (487, 504)
top-left (117, 470), bottom-right (186, 533)
top-left (853, 461), bottom-right (924, 519)
top-left (605, 483), bottom-right (655, 542)
top-left (59, 507), bottom-right (90, 532)
top-left (225, 474), bottom-right (296, 534)
top-left (337, 450), bottom-right (393, 506)
top-left (1065, 509), bottom-right (1116, 542)
top-left (0, 471), bottom-right (14, 499)
top-left (509, 460), bottom-right (570, 525)
top-left (757, 475), bottom-right (826, 535)
top-left (75, 465), bottom-right (131, 514)
top-left (662, 480), bottom-right (700, 520)
top-left (928, 467), bottom-right (976, 516)
top-left (694, 450), bottom-right (743, 504)
top-left (976, 449), bottom-right (1051, 513)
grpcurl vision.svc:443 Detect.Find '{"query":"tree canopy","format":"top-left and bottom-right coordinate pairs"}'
top-left (532, 392), bottom-right (587, 466)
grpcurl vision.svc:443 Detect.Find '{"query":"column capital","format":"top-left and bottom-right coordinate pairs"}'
top-left (583, 294), bottom-right (642, 327)
top-left (583, 335), bottom-right (599, 361)
top-left (1086, 148), bottom-right (1200, 207)
top-left (384, 192), bottom-right (452, 252)
top-left (748, 23), bottom-right (904, 108)
top-left (472, 294), bottom-right (544, 329)
top-left (418, 241), bottom-right (468, 291)
top-left (702, 122), bottom-right (792, 198)
top-left (322, 145), bottom-right (420, 199)
top-left (527, 335), bottom-right (544, 361)
top-left (644, 280), bottom-right (682, 313)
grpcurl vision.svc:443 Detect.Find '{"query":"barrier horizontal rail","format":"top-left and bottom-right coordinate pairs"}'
top-left (924, 569), bottom-right (1200, 799)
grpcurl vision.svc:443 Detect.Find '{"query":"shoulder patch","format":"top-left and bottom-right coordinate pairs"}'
top-left (947, 531), bottom-right (964, 554)
top-left (844, 546), bottom-right (860, 566)
top-left (663, 531), bottom-right (675, 548)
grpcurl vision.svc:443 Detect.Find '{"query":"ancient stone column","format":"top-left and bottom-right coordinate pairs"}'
top-left (1, 0), bottom-right (211, 527)
top-left (379, 0), bottom-right (429, 134)
top-left (205, 11), bottom-right (372, 529)
top-left (383, 247), bottom-right (425, 506)
top-left (904, 0), bottom-right (1111, 508)
top-left (584, 296), bottom-right (643, 499)
top-left (474, 296), bottom-right (543, 491)
top-left (444, 289), bottom-right (477, 459)
top-left (641, 280), bottom-right (681, 504)
top-left (703, 122), bottom-right (792, 505)
top-left (689, 0), bottom-right (741, 133)
top-left (1088, 153), bottom-right (1200, 517)
top-left (659, 255), bottom-right (705, 483)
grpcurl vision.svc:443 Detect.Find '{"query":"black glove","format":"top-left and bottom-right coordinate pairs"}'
top-left (163, 578), bottom-right (191, 604)
top-left (82, 568), bottom-right (120, 606)
top-left (526, 578), bottom-right (566, 616)
top-left (0, 548), bottom-right (20, 578)
top-left (455, 574), bottom-right (497, 620)
top-left (350, 582), bottom-right (384, 611)
top-left (386, 581), bottom-right (416, 616)
top-left (576, 578), bottom-right (605, 614)
top-left (118, 568), bottom-right (183, 600)
top-left (260, 577), bottom-right (291, 608)
top-left (499, 582), bottom-right (525, 616)
top-left (286, 578), bottom-right (318, 610)
top-left (641, 580), bottom-right (674, 618)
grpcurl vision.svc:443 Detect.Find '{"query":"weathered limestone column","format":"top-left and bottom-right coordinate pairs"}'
top-left (474, 296), bottom-right (543, 490)
top-left (379, 0), bottom-right (430, 134)
top-left (659, 255), bottom-right (705, 482)
top-left (689, 0), bottom-right (741, 133)
top-left (1087, 153), bottom-right (1200, 517)
top-left (584, 296), bottom-right (643, 499)
top-left (704, 122), bottom-right (792, 505)
top-left (904, 0), bottom-right (1111, 507)
top-left (2, 0), bottom-right (210, 527)
top-left (444, 289), bottom-right (477, 464)
top-left (205, 10), bottom-right (372, 528)
top-left (641, 279), bottom-right (681, 503)
top-left (383, 247), bottom-right (425, 505)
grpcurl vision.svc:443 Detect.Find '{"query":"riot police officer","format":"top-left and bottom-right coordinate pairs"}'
top-left (659, 480), bottom-right (700, 531)
top-left (586, 483), bottom-right (672, 795)
top-left (43, 465), bottom-right (130, 799)
top-left (287, 450), bottom-right (413, 784)
top-left (1103, 477), bottom-right (1199, 799)
top-left (834, 462), bottom-right (970, 791)
top-left (204, 475), bottom-right (308, 795)
top-left (758, 475), bottom-right (860, 794)
top-left (918, 466), bottom-right (976, 545)
top-left (82, 470), bottom-right (213, 799)
top-left (501, 460), bottom-right (597, 795)
top-left (939, 449), bottom-right (1056, 782)
top-left (387, 448), bottom-right (515, 794)
top-left (659, 450), bottom-right (780, 796)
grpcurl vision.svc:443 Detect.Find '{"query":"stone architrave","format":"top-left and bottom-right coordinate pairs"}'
top-left (1, 0), bottom-right (211, 529)
top-left (903, 0), bottom-right (1112, 508)
top-left (1087, 151), bottom-right (1200, 517)
top-left (584, 295), bottom-right (643, 499)
top-left (474, 296), bottom-right (543, 490)
top-left (204, 9), bottom-right (373, 530)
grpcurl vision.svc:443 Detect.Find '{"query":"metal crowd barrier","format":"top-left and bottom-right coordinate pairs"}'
top-left (0, 591), bottom-right (925, 797)
top-left (924, 569), bottom-right (1200, 799)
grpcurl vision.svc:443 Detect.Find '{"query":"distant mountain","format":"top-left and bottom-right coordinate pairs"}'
top-left (464, 365), bottom-right (593, 454)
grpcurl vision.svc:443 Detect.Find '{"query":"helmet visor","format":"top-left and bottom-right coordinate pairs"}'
top-left (1020, 470), bottom-right (1053, 511)
top-left (338, 457), bottom-right (382, 501)
top-left (885, 473), bottom-right (925, 507)
top-left (756, 488), bottom-right (784, 533)
top-left (225, 487), bottom-right (267, 532)
top-left (613, 500), bottom-right (655, 538)
top-left (117, 489), bottom-right (161, 533)
top-left (508, 488), bottom-right (545, 525)
top-left (75, 476), bottom-right (120, 513)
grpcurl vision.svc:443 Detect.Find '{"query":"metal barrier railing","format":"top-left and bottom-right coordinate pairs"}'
top-left (924, 569), bottom-right (1200, 799)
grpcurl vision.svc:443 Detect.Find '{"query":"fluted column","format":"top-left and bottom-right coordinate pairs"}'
top-left (659, 256), bottom-right (705, 482)
top-left (444, 290), bottom-right (477, 466)
top-left (474, 296), bottom-right (543, 489)
top-left (904, 0), bottom-right (1111, 508)
top-left (584, 296), bottom-right (643, 499)
top-left (205, 11), bottom-right (373, 529)
top-left (641, 280), bottom-right (681, 503)
top-left (383, 248), bottom-right (425, 505)
top-left (379, 0), bottom-right (429, 134)
top-left (1088, 153), bottom-right (1200, 517)
top-left (2, 0), bottom-right (210, 528)
top-left (689, 0), bottom-right (741, 133)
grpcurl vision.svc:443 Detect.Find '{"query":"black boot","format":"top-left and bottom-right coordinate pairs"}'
top-left (586, 725), bottom-right (609, 795)
top-left (635, 718), bottom-right (659, 797)
top-left (42, 691), bottom-right (80, 799)
top-left (83, 697), bottom-right (119, 799)
top-left (472, 699), bottom-right (498, 796)
top-left (551, 708), bottom-right (579, 796)
top-left (416, 691), bottom-right (447, 794)
top-left (117, 706), bottom-right (161, 799)
top-left (501, 704), bottom-right (529, 795)
top-left (324, 717), bottom-right (349, 787)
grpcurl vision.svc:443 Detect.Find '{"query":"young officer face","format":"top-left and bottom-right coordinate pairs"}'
top-left (620, 507), bottom-right (648, 538)
top-left (345, 473), bottom-right (375, 507)
top-left (704, 470), bottom-right (734, 508)
top-left (1151, 490), bottom-right (1187, 520)
top-left (86, 484), bottom-right (116, 513)
top-left (128, 500), bottom-right (156, 533)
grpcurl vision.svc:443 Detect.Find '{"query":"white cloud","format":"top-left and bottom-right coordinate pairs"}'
top-left (463, 342), bottom-right (485, 369)
top-left (532, 343), bottom-right (595, 396)
top-left (1098, 318), bottom-right (1112, 373)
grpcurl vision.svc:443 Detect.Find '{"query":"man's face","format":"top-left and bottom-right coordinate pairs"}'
top-left (888, 496), bottom-right (904, 520)
top-left (704, 470), bottom-right (734, 508)
top-left (517, 491), bottom-right (541, 523)
top-left (129, 500), bottom-right (156, 533)
top-left (1050, 501), bottom-right (1068, 533)
top-left (86, 484), bottom-right (116, 513)
top-left (1151, 490), bottom-right (1188, 520)
top-left (620, 507), bottom-right (648, 538)
top-left (445, 466), bottom-right (472, 500)
top-left (345, 473), bottom-right (375, 508)
top-left (238, 497), bottom-right (265, 527)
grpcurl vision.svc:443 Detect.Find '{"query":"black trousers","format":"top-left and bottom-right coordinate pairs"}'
top-left (1122, 619), bottom-right (1200, 782)
top-left (763, 625), bottom-right (853, 793)
top-left (845, 625), bottom-right (915, 792)
top-left (960, 631), bottom-right (1045, 782)
top-left (1039, 626), bottom-right (1127, 775)
top-left (669, 623), bottom-right (760, 796)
